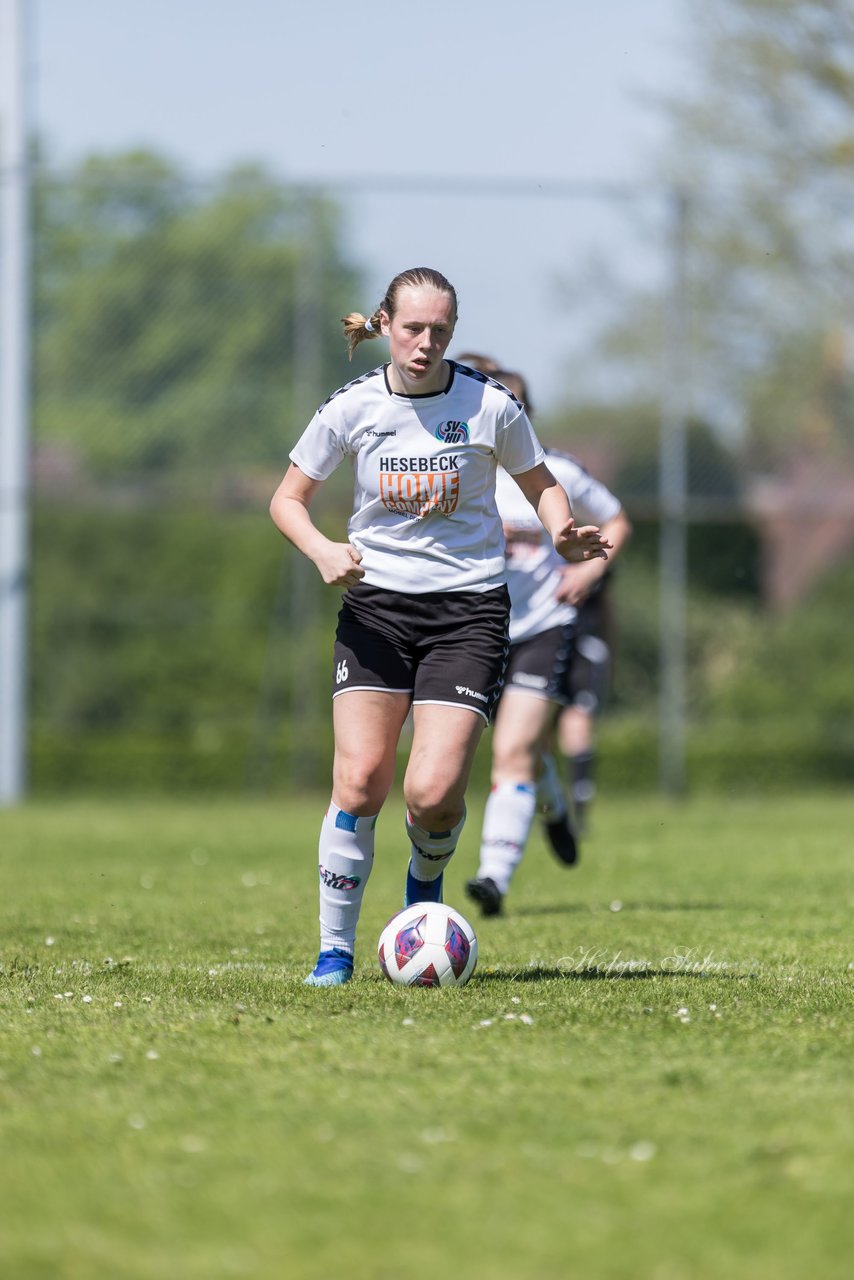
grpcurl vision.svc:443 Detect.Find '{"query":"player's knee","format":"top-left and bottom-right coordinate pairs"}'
top-left (491, 740), bottom-right (538, 784)
top-left (333, 758), bottom-right (391, 815)
top-left (404, 782), bottom-right (464, 834)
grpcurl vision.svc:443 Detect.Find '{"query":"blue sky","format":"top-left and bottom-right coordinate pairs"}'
top-left (30, 0), bottom-right (688, 410)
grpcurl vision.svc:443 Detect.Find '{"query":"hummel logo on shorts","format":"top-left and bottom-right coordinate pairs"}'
top-left (455, 685), bottom-right (488, 703)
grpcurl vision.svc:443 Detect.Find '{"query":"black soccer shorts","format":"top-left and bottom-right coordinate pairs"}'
top-left (554, 591), bottom-right (611, 713)
top-left (501, 623), bottom-right (575, 706)
top-left (332, 582), bottom-right (510, 723)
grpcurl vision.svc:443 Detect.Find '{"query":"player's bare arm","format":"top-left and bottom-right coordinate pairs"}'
top-left (512, 463), bottom-right (611, 563)
top-left (270, 463), bottom-right (365, 588)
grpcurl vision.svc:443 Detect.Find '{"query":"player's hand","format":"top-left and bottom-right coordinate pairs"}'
top-left (316, 542), bottom-right (365, 587)
top-left (555, 561), bottom-right (603, 605)
top-left (554, 520), bottom-right (611, 564)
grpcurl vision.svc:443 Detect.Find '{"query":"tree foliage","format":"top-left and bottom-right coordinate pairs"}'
top-left (665, 0), bottom-right (854, 459)
top-left (555, 0), bottom-right (854, 469)
top-left (33, 151), bottom-right (366, 477)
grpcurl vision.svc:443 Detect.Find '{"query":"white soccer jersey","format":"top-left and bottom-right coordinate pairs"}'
top-left (289, 362), bottom-right (545, 594)
top-left (497, 449), bottom-right (623, 642)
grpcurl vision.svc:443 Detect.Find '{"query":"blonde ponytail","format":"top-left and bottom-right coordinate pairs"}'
top-left (341, 310), bottom-right (382, 360)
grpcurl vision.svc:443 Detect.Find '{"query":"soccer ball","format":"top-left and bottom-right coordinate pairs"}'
top-left (377, 901), bottom-right (478, 988)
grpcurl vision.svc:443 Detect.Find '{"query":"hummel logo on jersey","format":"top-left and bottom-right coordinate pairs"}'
top-left (319, 865), bottom-right (361, 891)
top-left (436, 420), bottom-right (469, 444)
top-left (366, 429), bottom-right (396, 437)
top-left (455, 685), bottom-right (488, 704)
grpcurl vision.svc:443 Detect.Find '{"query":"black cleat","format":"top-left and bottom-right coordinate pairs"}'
top-left (544, 814), bottom-right (579, 866)
top-left (466, 876), bottom-right (504, 917)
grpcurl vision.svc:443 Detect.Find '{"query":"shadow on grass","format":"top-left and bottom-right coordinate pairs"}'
top-left (513, 900), bottom-right (728, 918)
top-left (475, 966), bottom-right (753, 983)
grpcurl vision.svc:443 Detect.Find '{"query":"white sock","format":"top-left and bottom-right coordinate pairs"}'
top-left (406, 808), bottom-right (466, 883)
top-left (316, 801), bottom-right (377, 954)
top-left (537, 752), bottom-right (567, 821)
top-left (476, 782), bottom-right (537, 894)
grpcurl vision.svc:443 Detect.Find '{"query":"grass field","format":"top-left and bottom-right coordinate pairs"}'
top-left (1, 791), bottom-right (853, 1279)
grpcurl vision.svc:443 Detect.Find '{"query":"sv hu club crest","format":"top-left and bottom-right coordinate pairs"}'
top-left (436, 420), bottom-right (469, 444)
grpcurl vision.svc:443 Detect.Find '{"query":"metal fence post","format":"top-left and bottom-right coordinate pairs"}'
top-left (658, 188), bottom-right (690, 795)
top-left (0, 0), bottom-right (31, 806)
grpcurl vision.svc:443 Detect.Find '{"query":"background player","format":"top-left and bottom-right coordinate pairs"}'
top-left (465, 367), bottom-right (631, 917)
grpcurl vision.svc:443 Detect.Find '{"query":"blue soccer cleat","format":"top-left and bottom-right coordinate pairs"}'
top-left (303, 947), bottom-right (354, 987)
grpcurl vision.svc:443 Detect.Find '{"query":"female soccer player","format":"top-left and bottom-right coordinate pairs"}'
top-left (269, 268), bottom-right (611, 985)
top-left (465, 369), bottom-right (632, 918)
